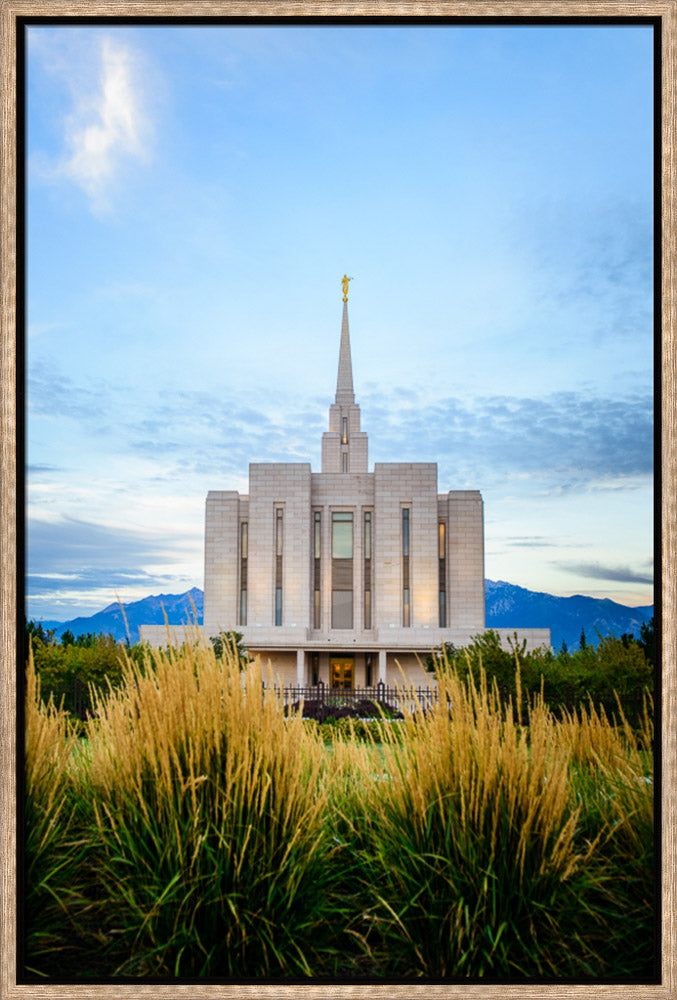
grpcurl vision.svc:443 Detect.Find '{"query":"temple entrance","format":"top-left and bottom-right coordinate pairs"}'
top-left (330, 658), bottom-right (354, 690)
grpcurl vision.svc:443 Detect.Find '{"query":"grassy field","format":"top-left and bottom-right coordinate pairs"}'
top-left (24, 639), bottom-right (655, 981)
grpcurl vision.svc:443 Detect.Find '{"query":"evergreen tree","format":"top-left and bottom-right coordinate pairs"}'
top-left (637, 617), bottom-right (655, 666)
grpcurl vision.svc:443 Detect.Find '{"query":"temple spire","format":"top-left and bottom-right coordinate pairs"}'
top-left (322, 277), bottom-right (367, 473)
top-left (336, 280), bottom-right (355, 405)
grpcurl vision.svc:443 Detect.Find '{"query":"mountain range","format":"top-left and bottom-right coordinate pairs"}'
top-left (34, 581), bottom-right (653, 651)
top-left (484, 579), bottom-right (653, 651)
top-left (36, 587), bottom-right (204, 646)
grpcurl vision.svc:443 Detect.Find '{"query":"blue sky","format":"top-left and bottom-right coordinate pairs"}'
top-left (25, 22), bottom-right (655, 621)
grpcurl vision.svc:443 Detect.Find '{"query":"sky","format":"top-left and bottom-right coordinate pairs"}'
top-left (24, 21), bottom-right (655, 622)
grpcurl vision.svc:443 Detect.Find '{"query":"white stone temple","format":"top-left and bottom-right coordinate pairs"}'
top-left (142, 278), bottom-right (550, 685)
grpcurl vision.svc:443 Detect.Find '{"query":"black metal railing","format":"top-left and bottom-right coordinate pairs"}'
top-left (264, 680), bottom-right (439, 718)
top-left (263, 681), bottom-right (649, 728)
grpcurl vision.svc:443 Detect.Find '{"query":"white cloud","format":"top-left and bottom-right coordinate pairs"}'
top-left (59, 36), bottom-right (151, 212)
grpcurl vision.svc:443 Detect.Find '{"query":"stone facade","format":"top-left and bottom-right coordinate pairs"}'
top-left (141, 292), bottom-right (551, 681)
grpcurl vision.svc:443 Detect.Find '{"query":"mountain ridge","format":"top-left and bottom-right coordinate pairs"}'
top-left (32, 581), bottom-right (653, 650)
top-left (484, 579), bottom-right (653, 650)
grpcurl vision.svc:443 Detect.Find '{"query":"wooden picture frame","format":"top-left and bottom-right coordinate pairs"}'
top-left (2, 3), bottom-right (674, 997)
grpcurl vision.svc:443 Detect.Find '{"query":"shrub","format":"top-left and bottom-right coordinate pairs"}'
top-left (333, 717), bottom-right (379, 742)
top-left (428, 630), bottom-right (653, 726)
top-left (293, 696), bottom-right (403, 723)
top-left (347, 662), bottom-right (655, 978)
top-left (30, 633), bottom-right (127, 721)
top-left (24, 653), bottom-right (91, 975)
top-left (208, 629), bottom-right (248, 664)
top-left (78, 639), bottom-right (342, 977)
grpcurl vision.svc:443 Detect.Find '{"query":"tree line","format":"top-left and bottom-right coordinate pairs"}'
top-left (426, 620), bottom-right (655, 726)
top-left (25, 618), bottom-right (654, 729)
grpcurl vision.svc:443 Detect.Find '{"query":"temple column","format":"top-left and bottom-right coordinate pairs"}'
top-left (296, 649), bottom-right (305, 686)
top-left (378, 649), bottom-right (387, 685)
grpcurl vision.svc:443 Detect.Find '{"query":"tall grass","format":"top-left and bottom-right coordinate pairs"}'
top-left (25, 641), bottom-right (655, 980)
top-left (341, 659), bottom-right (654, 978)
top-left (556, 695), bottom-right (655, 974)
top-left (24, 652), bottom-right (90, 975)
top-left (76, 634), bottom-right (344, 976)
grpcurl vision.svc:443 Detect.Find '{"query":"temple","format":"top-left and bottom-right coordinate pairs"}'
top-left (142, 279), bottom-right (550, 683)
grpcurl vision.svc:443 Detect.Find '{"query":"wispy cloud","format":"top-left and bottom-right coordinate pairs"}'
top-left (27, 463), bottom-right (62, 475)
top-left (28, 361), bottom-right (104, 421)
top-left (554, 561), bottom-right (654, 586)
top-left (504, 536), bottom-right (555, 548)
top-left (521, 198), bottom-right (653, 347)
top-left (27, 569), bottom-right (174, 594)
top-left (124, 384), bottom-right (652, 493)
top-left (67, 37), bottom-right (150, 210)
top-left (36, 35), bottom-right (152, 213)
top-left (26, 516), bottom-right (182, 575)
top-left (361, 388), bottom-right (653, 492)
top-left (27, 359), bottom-right (653, 496)
top-left (25, 515), bottom-right (200, 620)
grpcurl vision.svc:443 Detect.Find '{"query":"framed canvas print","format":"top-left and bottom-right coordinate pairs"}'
top-left (1, 1), bottom-right (675, 998)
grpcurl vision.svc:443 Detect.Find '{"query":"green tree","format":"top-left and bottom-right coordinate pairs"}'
top-left (75, 633), bottom-right (98, 647)
top-left (25, 619), bottom-right (53, 650)
top-left (30, 633), bottom-right (127, 721)
top-left (637, 617), bottom-right (655, 667)
top-left (428, 628), bottom-right (651, 725)
top-left (209, 630), bottom-right (248, 667)
top-left (428, 631), bottom-right (517, 693)
top-left (425, 642), bottom-right (456, 673)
